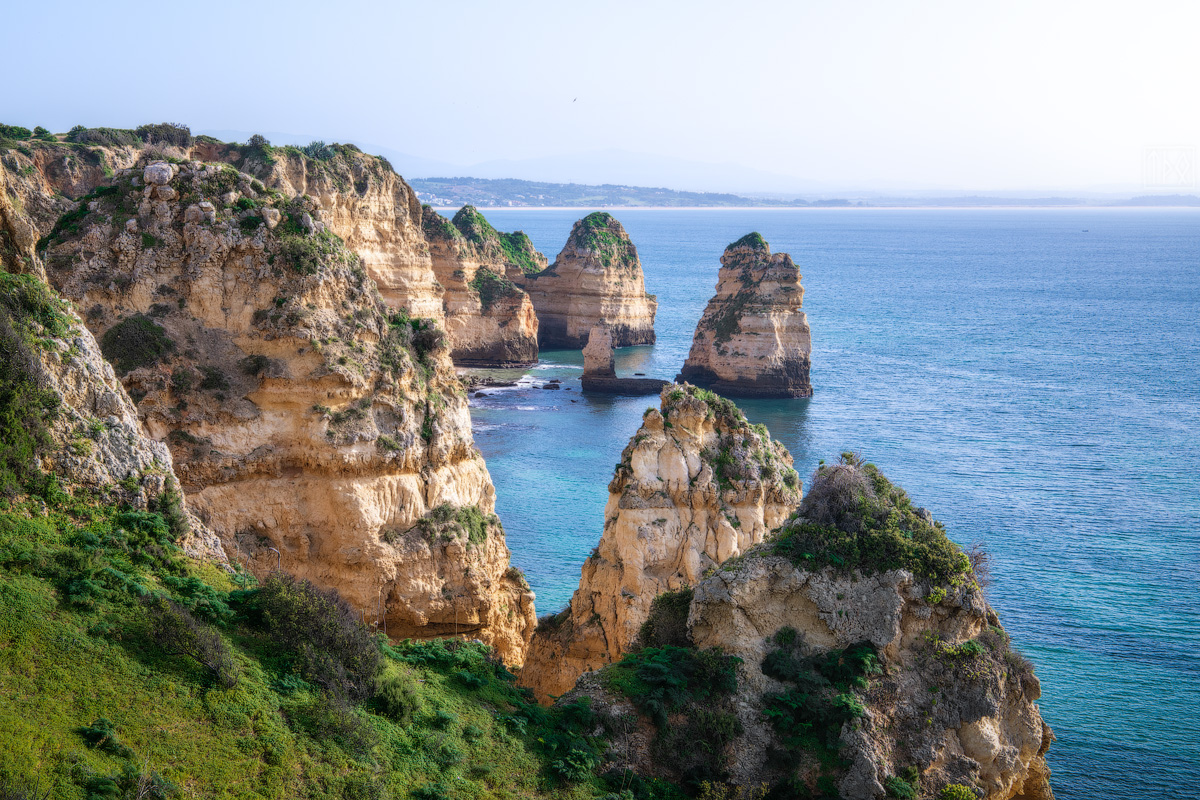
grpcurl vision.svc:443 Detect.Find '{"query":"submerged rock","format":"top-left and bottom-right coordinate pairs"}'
top-left (677, 232), bottom-right (812, 398)
top-left (516, 212), bottom-right (657, 348)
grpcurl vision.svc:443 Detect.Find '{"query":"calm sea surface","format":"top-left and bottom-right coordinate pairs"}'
top-left (449, 208), bottom-right (1200, 799)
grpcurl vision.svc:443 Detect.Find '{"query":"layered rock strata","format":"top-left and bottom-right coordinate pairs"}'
top-left (580, 325), bottom-right (668, 395)
top-left (678, 232), bottom-right (813, 397)
top-left (40, 159), bottom-right (535, 662)
top-left (562, 458), bottom-right (1054, 800)
top-left (519, 383), bottom-right (802, 699)
top-left (516, 212), bottom-right (657, 348)
top-left (422, 205), bottom-right (541, 366)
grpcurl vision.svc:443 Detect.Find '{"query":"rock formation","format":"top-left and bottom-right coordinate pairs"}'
top-left (516, 212), bottom-right (657, 348)
top-left (580, 325), bottom-right (669, 394)
top-left (39, 159), bottom-right (535, 662)
top-left (678, 232), bottom-right (813, 398)
top-left (422, 205), bottom-right (540, 366)
top-left (561, 456), bottom-right (1054, 800)
top-left (519, 383), bottom-right (802, 699)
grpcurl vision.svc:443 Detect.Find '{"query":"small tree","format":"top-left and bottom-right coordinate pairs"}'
top-left (143, 595), bottom-right (238, 688)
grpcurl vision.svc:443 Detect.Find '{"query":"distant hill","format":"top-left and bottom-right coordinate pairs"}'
top-left (410, 177), bottom-right (830, 208)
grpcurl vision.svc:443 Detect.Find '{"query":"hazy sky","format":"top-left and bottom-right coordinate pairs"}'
top-left (7, 0), bottom-right (1199, 192)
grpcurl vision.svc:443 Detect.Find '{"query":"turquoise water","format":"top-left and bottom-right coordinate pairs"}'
top-left (457, 208), bottom-right (1200, 799)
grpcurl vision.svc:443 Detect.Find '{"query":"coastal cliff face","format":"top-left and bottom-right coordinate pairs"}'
top-left (39, 159), bottom-right (535, 662)
top-left (201, 141), bottom-right (445, 321)
top-left (678, 232), bottom-right (812, 398)
top-left (422, 205), bottom-right (540, 366)
top-left (516, 212), bottom-right (657, 348)
top-left (562, 456), bottom-right (1053, 800)
top-left (519, 383), bottom-right (802, 700)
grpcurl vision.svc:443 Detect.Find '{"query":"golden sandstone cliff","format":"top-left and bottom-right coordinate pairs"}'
top-left (26, 151), bottom-right (534, 662)
top-left (516, 212), bottom-right (657, 349)
top-left (422, 205), bottom-right (541, 366)
top-left (519, 383), bottom-right (803, 699)
top-left (678, 232), bottom-right (813, 398)
top-left (557, 452), bottom-right (1054, 800)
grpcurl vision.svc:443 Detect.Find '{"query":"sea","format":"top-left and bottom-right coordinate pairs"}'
top-left (446, 207), bottom-right (1200, 800)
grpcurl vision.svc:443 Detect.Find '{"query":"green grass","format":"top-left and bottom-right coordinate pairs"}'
top-left (727, 232), bottom-right (767, 251)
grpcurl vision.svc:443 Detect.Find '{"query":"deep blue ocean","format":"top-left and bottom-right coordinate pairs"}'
top-left (449, 207), bottom-right (1200, 799)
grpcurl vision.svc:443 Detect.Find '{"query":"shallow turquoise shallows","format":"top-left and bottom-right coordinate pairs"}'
top-left (451, 207), bottom-right (1200, 800)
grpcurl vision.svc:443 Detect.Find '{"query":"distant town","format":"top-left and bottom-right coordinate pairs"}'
top-left (412, 176), bottom-right (1200, 209)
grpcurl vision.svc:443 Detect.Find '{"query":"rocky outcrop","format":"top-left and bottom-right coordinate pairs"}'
top-left (40, 160), bottom-right (535, 663)
top-left (519, 383), bottom-right (802, 699)
top-left (580, 325), bottom-right (668, 395)
top-left (516, 212), bottom-right (657, 348)
top-left (422, 205), bottom-right (540, 366)
top-left (678, 232), bottom-right (812, 398)
top-left (560, 457), bottom-right (1054, 800)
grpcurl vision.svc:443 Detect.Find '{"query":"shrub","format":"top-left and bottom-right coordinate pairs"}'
top-left (77, 717), bottom-right (135, 759)
top-left (136, 122), bottom-right (192, 148)
top-left (143, 595), bottom-right (239, 688)
top-left (374, 670), bottom-right (421, 723)
top-left (257, 572), bottom-right (383, 702)
top-left (0, 124), bottom-right (33, 140)
top-left (170, 366), bottom-right (195, 394)
top-left (885, 775), bottom-right (917, 798)
top-left (604, 646), bottom-right (740, 727)
top-left (773, 455), bottom-right (971, 585)
top-left (32, 126), bottom-right (55, 142)
top-left (940, 785), bottom-right (977, 800)
top-left (64, 126), bottom-right (140, 147)
top-left (198, 366), bottom-right (229, 391)
top-left (636, 588), bottom-right (693, 649)
top-left (469, 267), bottom-right (520, 311)
top-left (239, 354), bottom-right (270, 375)
top-left (100, 315), bottom-right (175, 374)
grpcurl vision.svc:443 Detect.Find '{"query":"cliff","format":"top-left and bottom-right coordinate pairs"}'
top-left (519, 383), bottom-right (802, 700)
top-left (422, 205), bottom-right (540, 366)
top-left (39, 158), bottom-right (534, 662)
top-left (516, 212), bottom-right (657, 348)
top-left (678, 232), bottom-right (813, 398)
top-left (562, 455), bottom-right (1054, 800)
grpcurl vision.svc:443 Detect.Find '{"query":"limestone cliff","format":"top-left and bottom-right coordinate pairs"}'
top-left (516, 212), bottom-right (657, 348)
top-left (678, 232), bottom-right (812, 398)
top-left (39, 159), bottom-right (535, 662)
top-left (422, 205), bottom-right (540, 366)
top-left (519, 383), bottom-right (802, 699)
top-left (563, 456), bottom-right (1054, 800)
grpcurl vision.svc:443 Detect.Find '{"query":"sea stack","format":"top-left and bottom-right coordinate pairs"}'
top-left (519, 383), bottom-right (802, 700)
top-left (516, 212), bottom-right (657, 349)
top-left (422, 205), bottom-right (542, 367)
top-left (677, 232), bottom-right (812, 397)
top-left (556, 454), bottom-right (1055, 798)
top-left (41, 160), bottom-right (536, 663)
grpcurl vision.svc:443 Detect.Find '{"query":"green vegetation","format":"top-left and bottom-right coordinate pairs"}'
top-left (601, 646), bottom-right (742, 787)
top-left (759, 630), bottom-right (881, 797)
top-left (409, 177), bottom-right (808, 209)
top-left (636, 588), bottom-right (693, 649)
top-left (772, 453), bottom-right (972, 586)
top-left (727, 232), bottom-right (767, 251)
top-left (572, 213), bottom-right (637, 269)
top-left (36, 185), bottom-right (121, 252)
top-left (99, 315), bottom-right (175, 375)
top-left (408, 503), bottom-right (494, 548)
top-left (446, 206), bottom-right (544, 275)
top-left (0, 274), bottom-right (68, 498)
top-left (884, 772), bottom-right (918, 798)
top-left (939, 785), bottom-right (976, 800)
top-left (470, 267), bottom-right (521, 311)
top-left (707, 291), bottom-right (752, 344)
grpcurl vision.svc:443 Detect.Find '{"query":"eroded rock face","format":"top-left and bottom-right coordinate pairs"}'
top-left (422, 205), bottom-right (540, 366)
top-left (581, 325), bottom-right (616, 378)
top-left (678, 232), bottom-right (812, 398)
top-left (516, 212), bottom-right (656, 348)
top-left (225, 144), bottom-right (445, 321)
top-left (41, 160), bottom-right (535, 663)
top-left (688, 557), bottom-right (1053, 800)
top-left (519, 383), bottom-right (802, 700)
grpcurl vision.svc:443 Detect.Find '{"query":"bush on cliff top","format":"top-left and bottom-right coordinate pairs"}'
top-left (773, 453), bottom-right (971, 585)
top-left (727, 232), bottom-right (767, 251)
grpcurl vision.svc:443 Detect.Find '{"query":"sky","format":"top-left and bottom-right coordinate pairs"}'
top-left (6, 0), bottom-right (1199, 194)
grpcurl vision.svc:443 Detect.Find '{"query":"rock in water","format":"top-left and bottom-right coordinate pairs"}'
top-left (422, 205), bottom-right (541, 367)
top-left (580, 325), bottom-right (669, 394)
top-left (516, 212), bottom-right (657, 348)
top-left (518, 383), bottom-right (802, 700)
top-left (559, 455), bottom-right (1055, 800)
top-left (41, 160), bottom-right (536, 663)
top-left (677, 232), bottom-right (812, 398)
